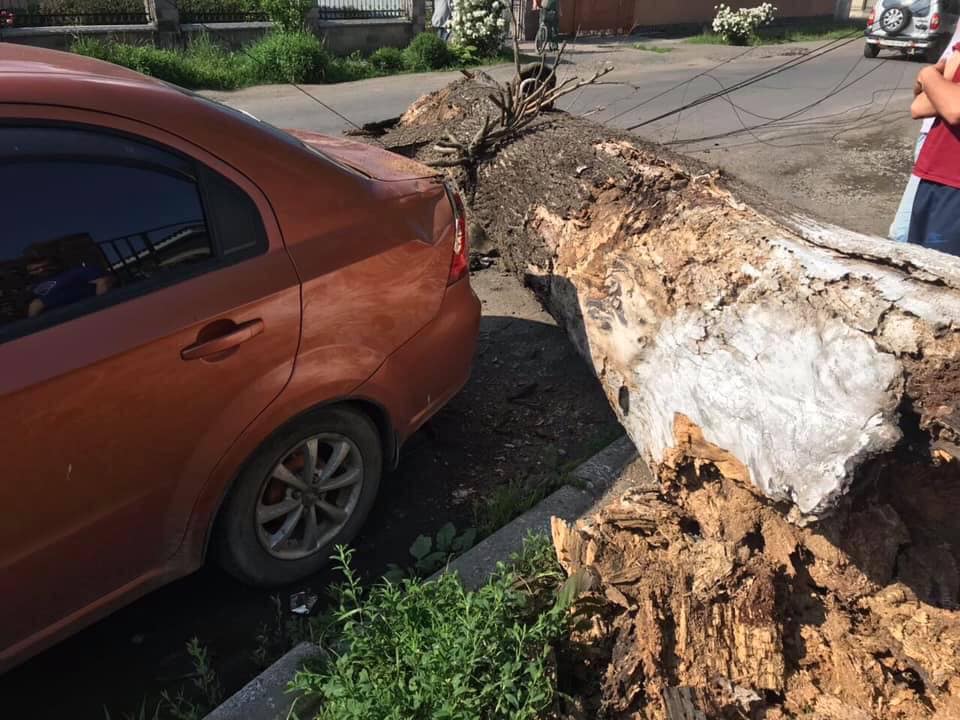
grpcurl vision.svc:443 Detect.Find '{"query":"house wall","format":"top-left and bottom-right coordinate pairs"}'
top-left (556, 0), bottom-right (836, 34)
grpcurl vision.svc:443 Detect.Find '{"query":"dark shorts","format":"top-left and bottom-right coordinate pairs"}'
top-left (908, 179), bottom-right (960, 257)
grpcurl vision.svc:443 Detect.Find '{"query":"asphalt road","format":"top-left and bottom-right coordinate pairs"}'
top-left (206, 38), bottom-right (921, 235)
top-left (206, 38), bottom-right (917, 144)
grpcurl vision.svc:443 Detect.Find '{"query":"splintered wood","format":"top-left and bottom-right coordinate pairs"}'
top-left (381, 79), bottom-right (960, 518)
top-left (376, 79), bottom-right (960, 719)
top-left (552, 445), bottom-right (960, 719)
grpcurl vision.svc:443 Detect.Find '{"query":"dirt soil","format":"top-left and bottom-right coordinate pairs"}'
top-left (375, 79), bottom-right (960, 719)
top-left (0, 269), bottom-right (620, 720)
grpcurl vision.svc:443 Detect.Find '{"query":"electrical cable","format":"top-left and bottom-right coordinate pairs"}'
top-left (599, 45), bottom-right (757, 124)
top-left (665, 58), bottom-right (891, 147)
top-left (617, 25), bottom-right (880, 132)
top-left (170, 1), bottom-right (362, 129)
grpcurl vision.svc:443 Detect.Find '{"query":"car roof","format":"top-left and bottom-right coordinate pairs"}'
top-left (0, 43), bottom-right (160, 86)
top-left (0, 44), bottom-right (262, 165)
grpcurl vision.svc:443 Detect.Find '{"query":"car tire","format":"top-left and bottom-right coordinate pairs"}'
top-left (880, 6), bottom-right (911, 35)
top-left (925, 39), bottom-right (946, 64)
top-left (864, 42), bottom-right (880, 58)
top-left (215, 406), bottom-right (382, 586)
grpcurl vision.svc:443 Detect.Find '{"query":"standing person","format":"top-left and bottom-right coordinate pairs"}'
top-left (432, 0), bottom-right (453, 41)
top-left (890, 27), bottom-right (960, 243)
top-left (908, 48), bottom-right (960, 257)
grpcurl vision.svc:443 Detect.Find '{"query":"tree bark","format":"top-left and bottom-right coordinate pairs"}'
top-left (379, 76), bottom-right (960, 720)
top-left (382, 81), bottom-right (960, 518)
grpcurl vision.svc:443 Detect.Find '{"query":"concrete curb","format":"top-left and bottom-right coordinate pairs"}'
top-left (203, 434), bottom-right (638, 720)
top-left (433, 434), bottom-right (638, 589)
top-left (204, 641), bottom-right (321, 720)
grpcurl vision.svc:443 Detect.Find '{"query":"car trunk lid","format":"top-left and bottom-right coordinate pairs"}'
top-left (286, 130), bottom-right (439, 183)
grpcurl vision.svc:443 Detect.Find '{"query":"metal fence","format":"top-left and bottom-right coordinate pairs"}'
top-left (179, 10), bottom-right (268, 24)
top-left (317, 0), bottom-right (412, 21)
top-left (0, 10), bottom-right (150, 27)
top-left (0, 0), bottom-right (414, 27)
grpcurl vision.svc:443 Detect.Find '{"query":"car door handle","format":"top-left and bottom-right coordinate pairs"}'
top-left (181, 319), bottom-right (264, 361)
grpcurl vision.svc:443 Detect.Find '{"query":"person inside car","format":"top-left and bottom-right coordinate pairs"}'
top-left (24, 235), bottom-right (114, 317)
top-left (910, 45), bottom-right (960, 257)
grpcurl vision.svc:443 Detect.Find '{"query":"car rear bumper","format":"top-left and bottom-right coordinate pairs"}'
top-left (866, 33), bottom-right (948, 50)
top-left (354, 277), bottom-right (481, 446)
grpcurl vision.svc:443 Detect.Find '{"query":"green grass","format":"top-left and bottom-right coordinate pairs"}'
top-left (684, 22), bottom-right (862, 46)
top-left (290, 538), bottom-right (575, 720)
top-left (476, 479), bottom-right (545, 537)
top-left (474, 426), bottom-right (623, 538)
top-left (634, 43), bottom-right (672, 53)
top-left (72, 32), bottom-right (518, 91)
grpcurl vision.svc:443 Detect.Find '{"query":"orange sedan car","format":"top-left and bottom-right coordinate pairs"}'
top-left (0, 45), bottom-right (479, 671)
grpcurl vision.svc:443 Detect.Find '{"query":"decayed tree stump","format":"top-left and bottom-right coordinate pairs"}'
top-left (373, 78), bottom-right (960, 719)
top-left (380, 80), bottom-right (960, 519)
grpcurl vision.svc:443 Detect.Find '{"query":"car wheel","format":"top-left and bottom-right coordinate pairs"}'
top-left (864, 42), bottom-right (880, 58)
top-left (925, 40), bottom-right (945, 64)
top-left (880, 6), bottom-right (911, 35)
top-left (215, 406), bottom-right (382, 586)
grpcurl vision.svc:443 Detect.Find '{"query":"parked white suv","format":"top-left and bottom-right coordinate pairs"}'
top-left (865, 0), bottom-right (960, 61)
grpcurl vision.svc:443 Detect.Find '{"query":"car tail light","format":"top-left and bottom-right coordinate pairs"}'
top-left (446, 185), bottom-right (469, 285)
top-left (867, 8), bottom-right (875, 27)
top-left (931, 12), bottom-right (941, 30)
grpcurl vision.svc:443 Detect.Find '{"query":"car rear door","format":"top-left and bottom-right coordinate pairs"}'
top-left (0, 117), bottom-right (301, 667)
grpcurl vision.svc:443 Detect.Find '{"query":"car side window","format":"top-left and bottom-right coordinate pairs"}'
top-left (0, 125), bottom-right (267, 342)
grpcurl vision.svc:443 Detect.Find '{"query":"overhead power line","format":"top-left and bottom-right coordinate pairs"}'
top-left (170, 1), bottom-right (362, 129)
top-left (624, 29), bottom-right (870, 131)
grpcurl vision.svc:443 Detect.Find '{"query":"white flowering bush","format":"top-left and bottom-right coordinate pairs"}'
top-left (712, 3), bottom-right (777, 45)
top-left (452, 0), bottom-right (510, 57)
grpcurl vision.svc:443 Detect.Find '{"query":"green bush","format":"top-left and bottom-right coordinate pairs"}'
top-left (258, 0), bottom-right (312, 32)
top-left (449, 42), bottom-right (482, 67)
top-left (402, 31), bottom-right (451, 71)
top-left (244, 31), bottom-right (329, 84)
top-left (291, 538), bottom-right (573, 720)
top-left (326, 51), bottom-right (379, 82)
top-left (368, 46), bottom-right (405, 73)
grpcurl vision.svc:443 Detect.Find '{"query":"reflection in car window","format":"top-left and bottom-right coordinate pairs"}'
top-left (169, 84), bottom-right (311, 151)
top-left (0, 142), bottom-right (212, 333)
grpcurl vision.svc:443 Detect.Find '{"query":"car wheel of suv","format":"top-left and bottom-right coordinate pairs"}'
top-left (925, 39), bottom-right (946, 63)
top-left (215, 406), bottom-right (382, 586)
top-left (864, 42), bottom-right (880, 58)
top-left (880, 6), bottom-right (911, 34)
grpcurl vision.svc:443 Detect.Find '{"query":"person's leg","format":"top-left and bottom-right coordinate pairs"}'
top-left (890, 173), bottom-right (921, 243)
top-left (908, 180), bottom-right (960, 257)
top-left (889, 133), bottom-right (928, 243)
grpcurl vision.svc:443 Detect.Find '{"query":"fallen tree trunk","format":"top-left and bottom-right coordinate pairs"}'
top-left (380, 80), bottom-right (960, 519)
top-left (381, 82), bottom-right (960, 720)
top-left (374, 79), bottom-right (960, 719)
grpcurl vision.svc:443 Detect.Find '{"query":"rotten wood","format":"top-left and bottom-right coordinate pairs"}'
top-left (376, 80), bottom-right (960, 719)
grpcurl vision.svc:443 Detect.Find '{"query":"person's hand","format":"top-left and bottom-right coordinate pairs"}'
top-left (918, 64), bottom-right (944, 93)
top-left (945, 53), bottom-right (960, 82)
top-left (917, 59), bottom-right (948, 94)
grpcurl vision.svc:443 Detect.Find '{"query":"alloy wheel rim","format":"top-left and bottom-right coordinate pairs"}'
top-left (255, 433), bottom-right (364, 560)
top-left (882, 9), bottom-right (904, 31)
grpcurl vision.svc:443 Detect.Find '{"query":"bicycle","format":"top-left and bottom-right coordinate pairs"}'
top-left (534, 0), bottom-right (559, 53)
